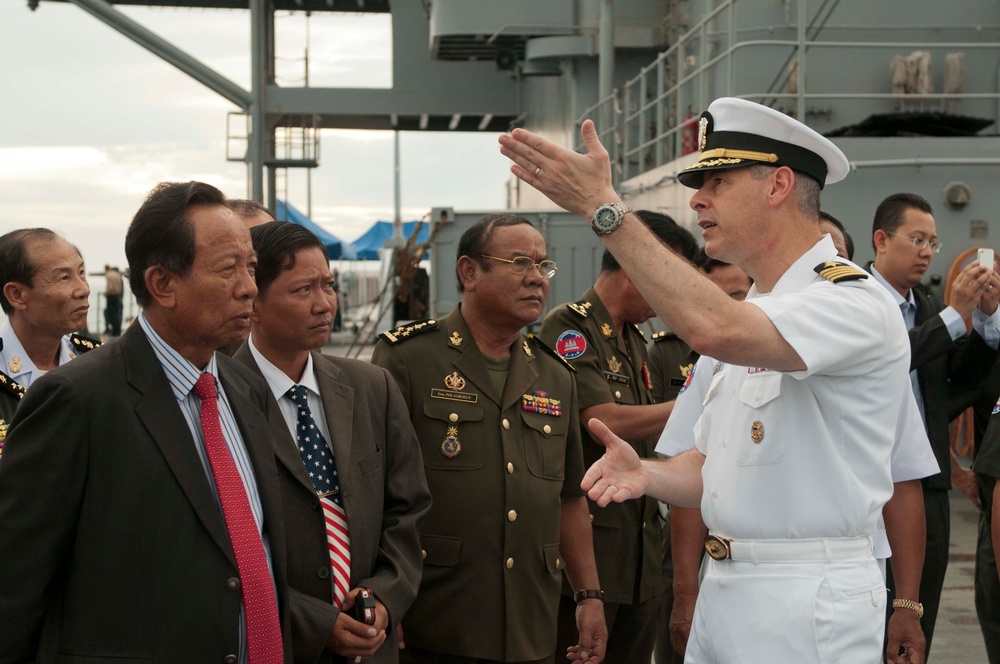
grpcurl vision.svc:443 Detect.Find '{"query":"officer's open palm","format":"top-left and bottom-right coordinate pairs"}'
top-left (581, 418), bottom-right (648, 506)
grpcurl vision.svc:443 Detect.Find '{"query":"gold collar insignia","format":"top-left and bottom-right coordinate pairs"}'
top-left (8, 356), bottom-right (22, 374)
top-left (449, 331), bottom-right (463, 346)
top-left (601, 323), bottom-right (613, 336)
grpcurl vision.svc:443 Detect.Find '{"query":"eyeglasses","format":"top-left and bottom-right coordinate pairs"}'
top-left (885, 230), bottom-right (943, 254)
top-left (477, 254), bottom-right (558, 278)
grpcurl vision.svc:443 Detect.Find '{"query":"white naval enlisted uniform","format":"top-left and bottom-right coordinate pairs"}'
top-left (685, 235), bottom-right (911, 663)
top-left (0, 321), bottom-right (79, 388)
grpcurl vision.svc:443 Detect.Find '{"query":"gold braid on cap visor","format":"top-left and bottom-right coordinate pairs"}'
top-left (697, 148), bottom-right (780, 163)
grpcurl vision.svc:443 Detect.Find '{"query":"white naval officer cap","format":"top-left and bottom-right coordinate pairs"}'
top-left (677, 97), bottom-right (850, 190)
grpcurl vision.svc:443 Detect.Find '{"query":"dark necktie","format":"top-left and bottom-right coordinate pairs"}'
top-left (287, 384), bottom-right (351, 607)
top-left (193, 373), bottom-right (283, 664)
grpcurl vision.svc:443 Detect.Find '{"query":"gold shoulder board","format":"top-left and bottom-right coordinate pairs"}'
top-left (628, 323), bottom-right (647, 340)
top-left (0, 371), bottom-right (26, 401)
top-left (652, 330), bottom-right (677, 344)
top-left (813, 261), bottom-right (869, 284)
top-left (71, 333), bottom-right (102, 353)
top-left (377, 319), bottom-right (439, 345)
top-left (528, 335), bottom-right (577, 373)
top-left (567, 301), bottom-right (592, 318)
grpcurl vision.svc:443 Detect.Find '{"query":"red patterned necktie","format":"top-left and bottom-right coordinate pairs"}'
top-left (287, 384), bottom-right (351, 607)
top-left (193, 373), bottom-right (283, 663)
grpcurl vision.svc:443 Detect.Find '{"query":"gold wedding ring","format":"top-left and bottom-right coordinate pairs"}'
top-left (534, 166), bottom-right (541, 177)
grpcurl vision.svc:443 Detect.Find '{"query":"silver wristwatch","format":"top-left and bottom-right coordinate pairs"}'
top-left (591, 202), bottom-right (630, 236)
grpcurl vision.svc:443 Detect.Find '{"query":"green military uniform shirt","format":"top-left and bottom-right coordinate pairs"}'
top-left (648, 331), bottom-right (700, 404)
top-left (540, 287), bottom-right (665, 606)
top-left (371, 306), bottom-right (585, 662)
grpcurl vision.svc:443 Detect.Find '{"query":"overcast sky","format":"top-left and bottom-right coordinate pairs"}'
top-left (0, 2), bottom-right (511, 271)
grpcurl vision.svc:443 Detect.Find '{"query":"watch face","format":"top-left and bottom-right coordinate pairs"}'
top-left (594, 206), bottom-right (620, 231)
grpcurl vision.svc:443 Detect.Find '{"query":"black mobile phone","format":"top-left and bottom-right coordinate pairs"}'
top-left (353, 588), bottom-right (377, 626)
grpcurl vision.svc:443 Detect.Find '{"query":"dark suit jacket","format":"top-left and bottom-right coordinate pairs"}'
top-left (234, 346), bottom-right (430, 664)
top-left (0, 323), bottom-right (291, 663)
top-left (908, 282), bottom-right (998, 489)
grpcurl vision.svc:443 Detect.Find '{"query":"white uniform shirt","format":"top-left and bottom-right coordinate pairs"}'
top-left (694, 236), bottom-right (911, 541)
top-left (0, 322), bottom-right (78, 388)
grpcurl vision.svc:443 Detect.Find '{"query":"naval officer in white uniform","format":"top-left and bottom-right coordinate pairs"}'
top-left (500, 97), bottom-right (913, 662)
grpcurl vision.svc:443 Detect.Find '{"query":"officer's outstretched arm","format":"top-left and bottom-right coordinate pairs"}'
top-left (582, 418), bottom-right (703, 508)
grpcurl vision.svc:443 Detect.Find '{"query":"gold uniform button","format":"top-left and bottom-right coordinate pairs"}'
top-left (615, 390), bottom-right (622, 399)
top-left (589, 513), bottom-right (595, 522)
top-left (502, 419), bottom-right (510, 430)
top-left (449, 413), bottom-right (459, 423)
top-left (555, 558), bottom-right (561, 569)
top-left (506, 557), bottom-right (514, 569)
top-left (543, 424), bottom-right (552, 434)
top-left (421, 549), bottom-right (427, 560)
top-left (506, 462), bottom-right (514, 474)
top-left (507, 510), bottom-right (517, 522)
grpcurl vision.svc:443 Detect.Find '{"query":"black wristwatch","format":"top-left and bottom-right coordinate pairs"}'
top-left (574, 589), bottom-right (605, 604)
top-left (591, 202), bottom-right (629, 236)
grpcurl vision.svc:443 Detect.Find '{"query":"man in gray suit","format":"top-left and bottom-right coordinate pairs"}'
top-left (0, 181), bottom-right (290, 663)
top-left (235, 220), bottom-right (431, 664)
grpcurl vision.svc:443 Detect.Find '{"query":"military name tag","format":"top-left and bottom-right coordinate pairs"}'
top-left (431, 389), bottom-right (478, 403)
top-left (603, 371), bottom-right (630, 386)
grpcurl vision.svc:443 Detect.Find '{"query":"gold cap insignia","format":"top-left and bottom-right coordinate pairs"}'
top-left (441, 426), bottom-right (461, 458)
top-left (523, 341), bottom-right (533, 357)
top-left (601, 323), bottom-right (613, 337)
top-left (751, 420), bottom-right (764, 444)
top-left (449, 331), bottom-right (463, 347)
top-left (444, 371), bottom-right (466, 391)
top-left (607, 355), bottom-right (622, 374)
top-left (8, 356), bottom-right (22, 373)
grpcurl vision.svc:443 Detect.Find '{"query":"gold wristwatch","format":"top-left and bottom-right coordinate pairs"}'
top-left (892, 598), bottom-right (923, 618)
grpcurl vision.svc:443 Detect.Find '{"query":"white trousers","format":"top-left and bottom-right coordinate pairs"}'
top-left (685, 555), bottom-right (886, 663)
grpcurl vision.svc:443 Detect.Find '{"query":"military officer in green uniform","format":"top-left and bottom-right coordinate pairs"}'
top-left (649, 253), bottom-right (750, 405)
top-left (0, 228), bottom-right (100, 454)
top-left (372, 214), bottom-right (607, 664)
top-left (648, 330), bottom-right (698, 405)
top-left (540, 211), bottom-right (696, 664)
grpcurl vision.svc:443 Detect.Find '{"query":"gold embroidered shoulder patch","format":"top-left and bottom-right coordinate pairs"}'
top-left (568, 301), bottom-right (593, 318)
top-left (377, 319), bottom-right (439, 345)
top-left (813, 261), bottom-right (868, 284)
top-left (0, 371), bottom-right (26, 401)
top-left (528, 335), bottom-right (577, 373)
top-left (71, 333), bottom-right (102, 353)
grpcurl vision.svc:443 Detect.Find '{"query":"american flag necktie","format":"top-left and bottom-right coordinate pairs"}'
top-left (287, 384), bottom-right (351, 607)
top-left (193, 373), bottom-right (283, 664)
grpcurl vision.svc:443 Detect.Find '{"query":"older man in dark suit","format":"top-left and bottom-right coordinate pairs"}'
top-left (0, 181), bottom-right (290, 663)
top-left (235, 221), bottom-right (430, 664)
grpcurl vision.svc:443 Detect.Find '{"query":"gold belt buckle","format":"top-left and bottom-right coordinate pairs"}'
top-left (704, 535), bottom-right (732, 561)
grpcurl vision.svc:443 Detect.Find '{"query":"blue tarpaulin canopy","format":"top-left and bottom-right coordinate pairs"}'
top-left (275, 200), bottom-right (357, 259)
top-left (348, 221), bottom-right (429, 260)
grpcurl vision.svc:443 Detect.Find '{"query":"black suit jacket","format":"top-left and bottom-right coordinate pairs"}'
top-left (908, 282), bottom-right (998, 489)
top-left (235, 346), bottom-right (430, 664)
top-left (0, 323), bottom-right (291, 663)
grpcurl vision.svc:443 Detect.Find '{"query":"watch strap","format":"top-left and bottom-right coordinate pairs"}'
top-left (574, 589), bottom-right (605, 604)
top-left (891, 598), bottom-right (923, 618)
